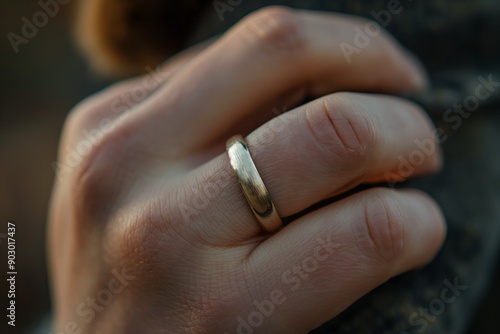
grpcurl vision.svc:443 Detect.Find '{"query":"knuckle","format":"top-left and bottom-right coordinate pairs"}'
top-left (354, 189), bottom-right (407, 263)
top-left (63, 98), bottom-right (100, 141)
top-left (71, 126), bottom-right (133, 224)
top-left (116, 207), bottom-right (164, 263)
top-left (65, 88), bottom-right (117, 135)
top-left (241, 6), bottom-right (305, 57)
top-left (305, 93), bottom-right (376, 171)
top-left (108, 194), bottom-right (181, 271)
top-left (59, 100), bottom-right (118, 173)
top-left (62, 80), bottom-right (131, 144)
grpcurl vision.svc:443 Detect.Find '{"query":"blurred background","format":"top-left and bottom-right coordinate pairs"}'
top-left (0, 0), bottom-right (498, 333)
top-left (0, 1), bottom-right (110, 332)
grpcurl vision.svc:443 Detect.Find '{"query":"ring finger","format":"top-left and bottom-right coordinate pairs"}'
top-left (176, 92), bottom-right (442, 243)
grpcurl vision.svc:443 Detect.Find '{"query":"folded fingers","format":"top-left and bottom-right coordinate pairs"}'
top-left (178, 92), bottom-right (441, 243)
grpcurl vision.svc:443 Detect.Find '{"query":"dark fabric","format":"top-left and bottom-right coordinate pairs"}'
top-left (188, 1), bottom-right (500, 333)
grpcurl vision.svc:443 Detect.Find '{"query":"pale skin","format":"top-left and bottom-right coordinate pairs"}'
top-left (49, 7), bottom-right (446, 334)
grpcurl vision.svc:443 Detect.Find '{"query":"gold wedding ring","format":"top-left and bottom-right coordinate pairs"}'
top-left (226, 135), bottom-right (282, 233)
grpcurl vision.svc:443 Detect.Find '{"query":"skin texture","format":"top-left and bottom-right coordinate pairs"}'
top-left (49, 7), bottom-right (446, 334)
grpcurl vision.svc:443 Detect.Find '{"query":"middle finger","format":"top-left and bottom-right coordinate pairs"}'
top-left (115, 7), bottom-right (427, 158)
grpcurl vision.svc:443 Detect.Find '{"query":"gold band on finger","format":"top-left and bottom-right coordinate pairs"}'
top-left (226, 135), bottom-right (282, 233)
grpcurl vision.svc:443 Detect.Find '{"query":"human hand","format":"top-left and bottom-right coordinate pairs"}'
top-left (49, 7), bottom-right (445, 334)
